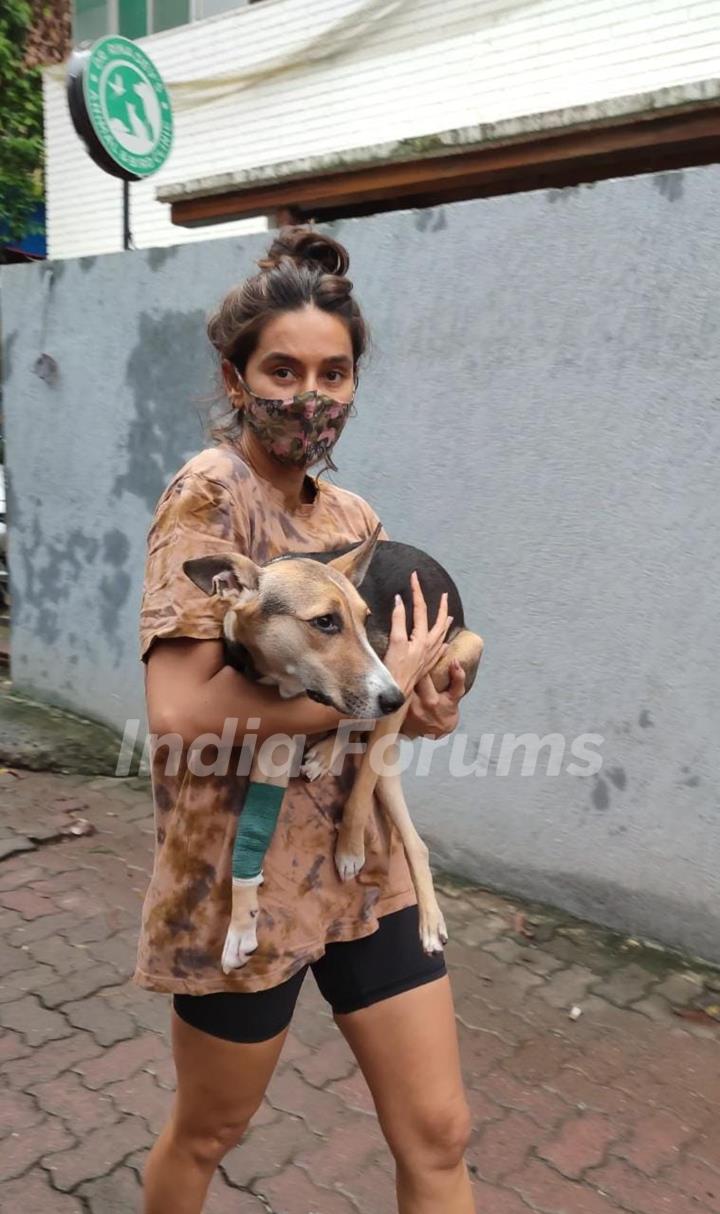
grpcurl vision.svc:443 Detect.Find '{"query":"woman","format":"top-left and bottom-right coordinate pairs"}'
top-left (135, 228), bottom-right (475, 1214)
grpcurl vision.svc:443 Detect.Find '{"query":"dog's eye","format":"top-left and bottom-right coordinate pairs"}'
top-left (311, 613), bottom-right (340, 632)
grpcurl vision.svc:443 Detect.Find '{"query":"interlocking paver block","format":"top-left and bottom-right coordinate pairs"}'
top-left (1, 766), bottom-right (720, 1214)
top-left (267, 1066), bottom-right (350, 1133)
top-left (257, 1163), bottom-right (359, 1214)
top-left (1, 1030), bottom-right (100, 1091)
top-left (40, 964), bottom-right (124, 1010)
top-left (31, 1070), bottom-right (119, 1136)
top-left (294, 1119), bottom-right (387, 1187)
top-left (205, 1176), bottom-right (270, 1213)
top-left (537, 964), bottom-right (596, 1009)
top-left (470, 1110), bottom-right (541, 1182)
top-left (294, 1033), bottom-right (357, 1088)
top-left (590, 962), bottom-right (656, 1007)
top-left (0, 993), bottom-right (74, 1047)
top-left (0, 1167), bottom-right (84, 1212)
top-left (661, 1156), bottom-right (720, 1209)
top-left (42, 1115), bottom-right (152, 1191)
top-left (104, 1069), bottom-right (173, 1135)
top-left (470, 1177), bottom-right (535, 1213)
top-left (28, 934), bottom-right (95, 975)
top-left (63, 993), bottom-right (137, 1045)
top-left (503, 1037), bottom-right (578, 1084)
top-left (538, 1111), bottom-right (621, 1178)
top-left (0, 1116), bottom-right (75, 1181)
top-left (76, 1165), bottom-right (142, 1214)
top-left (589, 1158), bottom-right (709, 1214)
top-left (511, 1158), bottom-right (620, 1213)
top-left (483, 1068), bottom-right (569, 1127)
top-left (73, 1033), bottom-right (167, 1089)
top-left (328, 1068), bottom-right (379, 1116)
top-left (0, 1087), bottom-right (43, 1135)
top-left (457, 1021), bottom-right (514, 1083)
top-left (613, 1107), bottom-right (694, 1175)
top-left (0, 889), bottom-right (57, 919)
top-left (336, 1159), bottom-right (399, 1214)
top-left (222, 1116), bottom-right (318, 1188)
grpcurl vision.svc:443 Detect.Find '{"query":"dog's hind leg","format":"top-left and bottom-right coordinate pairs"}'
top-left (375, 747), bottom-right (448, 954)
top-left (335, 630), bottom-right (484, 881)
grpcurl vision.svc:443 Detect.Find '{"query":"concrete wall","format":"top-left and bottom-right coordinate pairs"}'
top-left (3, 163), bottom-right (719, 960)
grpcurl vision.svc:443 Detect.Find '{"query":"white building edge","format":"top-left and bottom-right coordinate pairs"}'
top-left (44, 0), bottom-right (720, 259)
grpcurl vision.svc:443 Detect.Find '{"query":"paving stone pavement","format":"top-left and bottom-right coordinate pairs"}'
top-left (1, 767), bottom-right (720, 1212)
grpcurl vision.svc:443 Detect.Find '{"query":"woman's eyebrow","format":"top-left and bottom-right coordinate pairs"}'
top-left (260, 352), bottom-right (353, 367)
top-left (261, 351), bottom-right (303, 364)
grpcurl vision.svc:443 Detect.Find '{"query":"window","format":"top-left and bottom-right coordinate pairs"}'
top-left (119, 0), bottom-right (147, 38)
top-left (154, 0), bottom-right (190, 33)
top-left (74, 0), bottom-right (109, 42)
top-left (73, 0), bottom-right (199, 42)
top-left (194, 0), bottom-right (248, 17)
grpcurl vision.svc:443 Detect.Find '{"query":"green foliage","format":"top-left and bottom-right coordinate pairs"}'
top-left (0, 0), bottom-right (44, 240)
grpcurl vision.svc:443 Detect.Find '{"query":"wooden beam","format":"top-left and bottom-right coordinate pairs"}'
top-left (170, 106), bottom-right (720, 228)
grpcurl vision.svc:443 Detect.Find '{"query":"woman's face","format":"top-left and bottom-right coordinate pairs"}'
top-left (243, 305), bottom-right (355, 402)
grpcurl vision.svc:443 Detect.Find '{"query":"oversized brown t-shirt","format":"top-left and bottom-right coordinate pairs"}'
top-left (133, 441), bottom-right (416, 995)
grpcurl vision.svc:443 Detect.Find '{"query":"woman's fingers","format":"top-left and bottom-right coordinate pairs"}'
top-left (390, 593), bottom-right (407, 642)
top-left (415, 673), bottom-right (439, 707)
top-left (446, 660), bottom-right (466, 702)
top-left (428, 595), bottom-right (450, 644)
top-left (409, 570), bottom-right (428, 638)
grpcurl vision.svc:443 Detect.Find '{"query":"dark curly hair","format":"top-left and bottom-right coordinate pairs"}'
top-left (205, 227), bottom-right (368, 476)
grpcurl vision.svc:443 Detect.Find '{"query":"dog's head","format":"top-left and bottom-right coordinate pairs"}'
top-left (183, 523), bottom-right (404, 719)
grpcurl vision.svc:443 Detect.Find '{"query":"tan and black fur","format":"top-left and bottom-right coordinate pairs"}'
top-left (185, 525), bottom-right (484, 972)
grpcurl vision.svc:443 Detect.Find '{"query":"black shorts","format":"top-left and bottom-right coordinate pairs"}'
top-left (173, 904), bottom-right (446, 1044)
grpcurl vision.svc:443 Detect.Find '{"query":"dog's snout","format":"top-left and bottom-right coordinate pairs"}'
top-left (378, 687), bottom-right (405, 716)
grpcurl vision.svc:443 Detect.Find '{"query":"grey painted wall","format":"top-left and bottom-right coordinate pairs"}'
top-left (2, 166), bottom-right (719, 960)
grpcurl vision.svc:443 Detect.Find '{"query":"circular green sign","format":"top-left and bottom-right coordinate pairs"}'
top-left (82, 36), bottom-right (173, 178)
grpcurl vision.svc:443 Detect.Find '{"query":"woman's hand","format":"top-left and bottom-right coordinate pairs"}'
top-left (383, 571), bottom-right (453, 698)
top-left (401, 661), bottom-right (466, 740)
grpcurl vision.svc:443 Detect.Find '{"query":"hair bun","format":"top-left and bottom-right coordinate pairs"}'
top-left (257, 227), bottom-right (349, 277)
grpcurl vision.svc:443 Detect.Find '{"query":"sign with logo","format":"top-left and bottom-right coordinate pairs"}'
top-left (67, 36), bottom-right (173, 182)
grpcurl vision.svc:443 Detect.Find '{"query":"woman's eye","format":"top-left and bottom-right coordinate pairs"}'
top-left (274, 369), bottom-right (293, 381)
top-left (326, 370), bottom-right (344, 384)
top-left (312, 614), bottom-right (340, 632)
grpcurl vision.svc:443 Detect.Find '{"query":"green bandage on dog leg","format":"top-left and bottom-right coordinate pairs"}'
top-left (232, 781), bottom-right (286, 881)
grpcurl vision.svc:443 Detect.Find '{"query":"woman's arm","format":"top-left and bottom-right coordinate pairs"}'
top-left (146, 637), bottom-right (345, 748)
top-left (146, 573), bottom-right (452, 749)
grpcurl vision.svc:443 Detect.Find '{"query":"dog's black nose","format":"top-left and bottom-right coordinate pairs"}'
top-left (378, 688), bottom-right (405, 715)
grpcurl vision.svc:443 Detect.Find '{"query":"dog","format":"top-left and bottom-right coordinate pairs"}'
top-left (184, 524), bottom-right (484, 972)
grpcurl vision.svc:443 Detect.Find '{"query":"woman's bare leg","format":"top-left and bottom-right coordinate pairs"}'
top-left (335, 975), bottom-right (475, 1214)
top-left (143, 1010), bottom-right (287, 1214)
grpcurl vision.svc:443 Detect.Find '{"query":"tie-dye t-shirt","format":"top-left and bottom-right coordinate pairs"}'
top-left (133, 441), bottom-right (416, 995)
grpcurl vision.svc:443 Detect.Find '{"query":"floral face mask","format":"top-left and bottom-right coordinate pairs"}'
top-left (235, 374), bottom-right (355, 468)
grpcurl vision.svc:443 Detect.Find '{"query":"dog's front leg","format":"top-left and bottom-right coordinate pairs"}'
top-left (375, 747), bottom-right (448, 954)
top-left (222, 739), bottom-right (299, 974)
top-left (335, 702), bottom-right (411, 880)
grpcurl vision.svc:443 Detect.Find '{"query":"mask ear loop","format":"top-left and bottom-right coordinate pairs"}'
top-left (346, 370), bottom-right (360, 418)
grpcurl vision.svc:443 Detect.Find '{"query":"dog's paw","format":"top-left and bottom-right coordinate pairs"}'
top-left (221, 922), bottom-right (258, 973)
top-left (300, 754), bottom-right (326, 782)
top-left (300, 736), bottom-right (336, 782)
top-left (419, 906), bottom-right (448, 954)
top-left (334, 846), bottom-right (366, 882)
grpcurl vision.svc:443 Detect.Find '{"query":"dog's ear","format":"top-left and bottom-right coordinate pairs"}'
top-left (327, 522), bottom-right (382, 587)
top-left (183, 554), bottom-right (260, 604)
